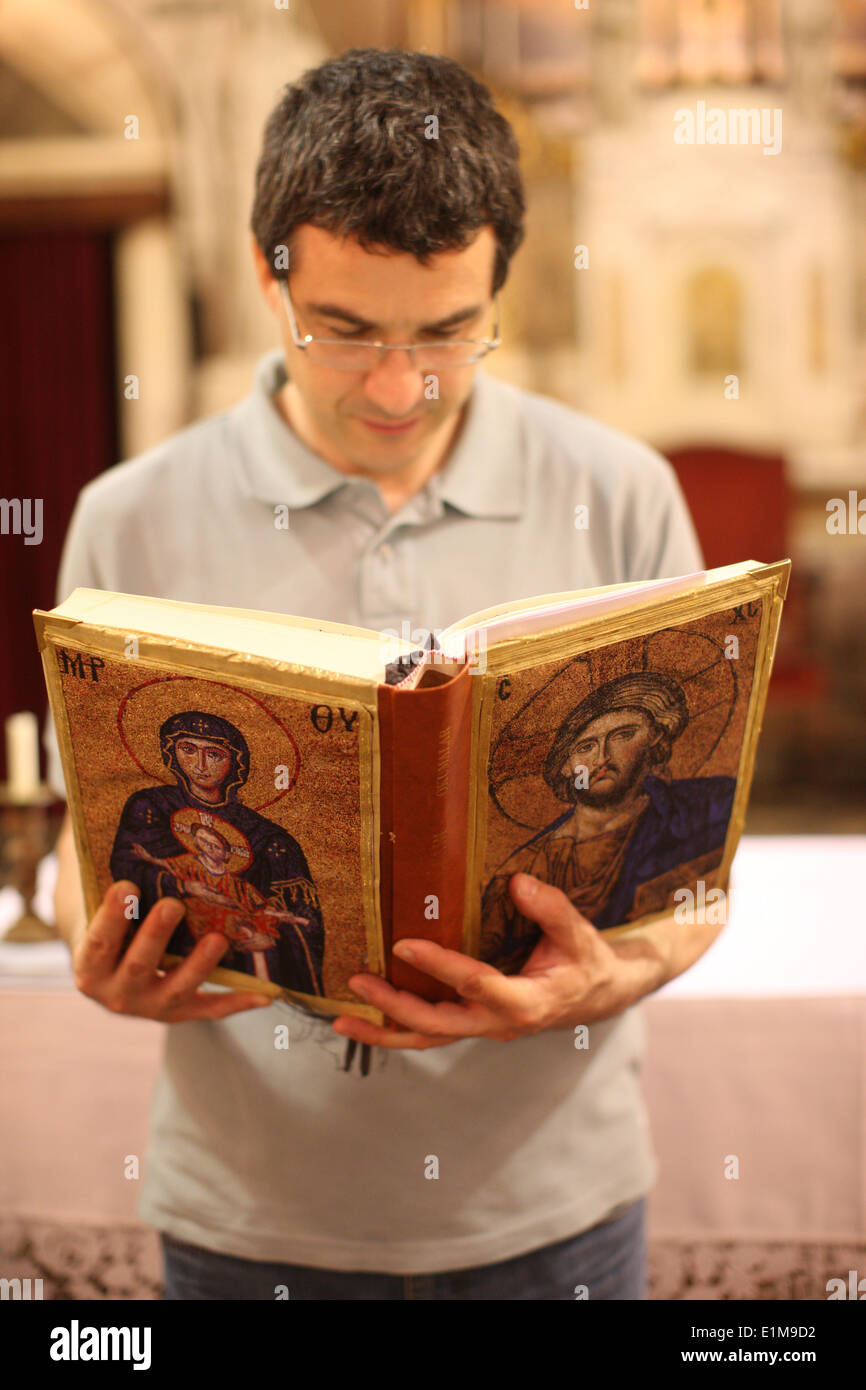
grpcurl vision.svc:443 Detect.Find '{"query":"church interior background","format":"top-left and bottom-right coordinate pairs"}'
top-left (1, 0), bottom-right (864, 1301)
top-left (2, 0), bottom-right (864, 825)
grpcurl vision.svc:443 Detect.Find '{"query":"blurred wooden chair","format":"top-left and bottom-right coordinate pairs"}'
top-left (665, 445), bottom-right (828, 714)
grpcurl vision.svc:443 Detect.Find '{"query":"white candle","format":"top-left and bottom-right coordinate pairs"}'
top-left (6, 711), bottom-right (41, 798)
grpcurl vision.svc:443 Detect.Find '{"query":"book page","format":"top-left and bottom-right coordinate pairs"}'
top-left (51, 589), bottom-right (414, 684)
top-left (439, 561), bottom-right (761, 661)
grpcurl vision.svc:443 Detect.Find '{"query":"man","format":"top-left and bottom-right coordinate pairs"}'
top-left (481, 673), bottom-right (737, 971)
top-left (48, 49), bottom-right (713, 1300)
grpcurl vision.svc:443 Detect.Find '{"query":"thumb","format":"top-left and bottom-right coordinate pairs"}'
top-left (509, 873), bottom-right (597, 950)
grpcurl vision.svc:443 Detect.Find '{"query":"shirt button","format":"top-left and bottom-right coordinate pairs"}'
top-left (379, 544), bottom-right (393, 561)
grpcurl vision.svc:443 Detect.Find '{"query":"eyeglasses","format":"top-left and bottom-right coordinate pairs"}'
top-left (278, 279), bottom-right (501, 371)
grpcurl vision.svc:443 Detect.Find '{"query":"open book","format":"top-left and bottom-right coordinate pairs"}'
top-left (34, 558), bottom-right (790, 1025)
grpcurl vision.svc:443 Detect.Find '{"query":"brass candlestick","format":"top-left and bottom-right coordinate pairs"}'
top-left (0, 785), bottom-right (63, 942)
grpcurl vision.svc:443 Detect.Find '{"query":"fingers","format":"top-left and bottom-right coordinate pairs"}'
top-left (73, 880), bottom-right (142, 990)
top-left (455, 969), bottom-right (544, 1022)
top-left (391, 940), bottom-right (503, 993)
top-left (150, 929), bottom-right (274, 1020)
top-left (332, 1016), bottom-right (457, 1050)
top-left (75, 884), bottom-right (273, 1022)
top-left (153, 932), bottom-right (232, 1010)
top-left (130, 927), bottom-right (273, 1020)
top-left (117, 895), bottom-right (190, 983)
top-left (507, 873), bottom-right (595, 949)
top-left (389, 939), bottom-right (542, 1020)
top-left (161, 986), bottom-right (272, 1022)
top-left (347, 973), bottom-right (497, 1037)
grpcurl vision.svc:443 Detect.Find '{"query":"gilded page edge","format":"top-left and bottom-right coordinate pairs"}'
top-left (472, 562), bottom-right (791, 678)
top-left (38, 637), bottom-right (102, 924)
top-left (158, 955), bottom-right (383, 1022)
top-left (33, 611), bottom-right (381, 706)
top-left (47, 589), bottom-right (402, 649)
top-left (461, 673), bottom-right (493, 959)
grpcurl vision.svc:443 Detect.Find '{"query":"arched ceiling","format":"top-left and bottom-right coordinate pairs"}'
top-left (0, 0), bottom-right (169, 136)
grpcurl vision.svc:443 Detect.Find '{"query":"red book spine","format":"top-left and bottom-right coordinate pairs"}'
top-left (376, 664), bottom-right (473, 1006)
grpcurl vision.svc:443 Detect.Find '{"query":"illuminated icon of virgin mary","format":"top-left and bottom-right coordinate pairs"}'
top-left (110, 709), bottom-right (324, 996)
top-left (480, 672), bottom-right (737, 974)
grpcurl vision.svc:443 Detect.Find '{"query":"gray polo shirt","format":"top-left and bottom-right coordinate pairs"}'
top-left (45, 349), bottom-right (703, 1274)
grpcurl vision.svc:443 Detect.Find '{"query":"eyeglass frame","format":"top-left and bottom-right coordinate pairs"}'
top-left (277, 277), bottom-right (501, 370)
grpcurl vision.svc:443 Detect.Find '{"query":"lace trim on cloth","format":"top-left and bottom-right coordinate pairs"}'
top-left (0, 1218), bottom-right (862, 1299)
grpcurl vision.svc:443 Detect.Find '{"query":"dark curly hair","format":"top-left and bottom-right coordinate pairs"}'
top-left (250, 48), bottom-right (525, 295)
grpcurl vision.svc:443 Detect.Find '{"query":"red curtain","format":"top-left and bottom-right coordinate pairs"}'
top-left (665, 443), bottom-right (826, 703)
top-left (0, 229), bottom-right (117, 783)
top-left (665, 444), bottom-right (790, 570)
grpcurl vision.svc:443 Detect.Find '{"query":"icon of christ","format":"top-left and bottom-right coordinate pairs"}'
top-left (481, 673), bottom-right (736, 974)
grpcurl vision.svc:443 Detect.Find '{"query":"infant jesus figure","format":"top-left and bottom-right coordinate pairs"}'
top-left (131, 825), bottom-right (310, 982)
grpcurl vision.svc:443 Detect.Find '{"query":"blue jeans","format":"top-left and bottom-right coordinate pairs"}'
top-left (160, 1197), bottom-right (647, 1300)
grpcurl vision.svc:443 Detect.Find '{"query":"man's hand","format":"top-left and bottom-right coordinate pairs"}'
top-left (72, 879), bottom-right (272, 1023)
top-left (333, 873), bottom-right (664, 1051)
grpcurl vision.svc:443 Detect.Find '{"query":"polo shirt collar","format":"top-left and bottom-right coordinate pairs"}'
top-left (231, 349), bottom-right (525, 519)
